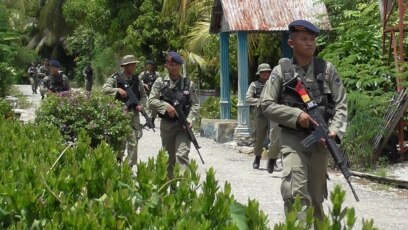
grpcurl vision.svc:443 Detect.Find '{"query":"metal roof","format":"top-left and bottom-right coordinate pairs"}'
top-left (210, 0), bottom-right (331, 33)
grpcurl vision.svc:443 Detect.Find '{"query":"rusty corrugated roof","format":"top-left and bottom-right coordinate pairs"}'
top-left (210, 0), bottom-right (331, 33)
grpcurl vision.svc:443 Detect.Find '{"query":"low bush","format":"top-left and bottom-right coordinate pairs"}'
top-left (0, 118), bottom-right (269, 229)
top-left (0, 63), bottom-right (16, 97)
top-left (0, 116), bottom-right (377, 229)
top-left (275, 185), bottom-right (377, 229)
top-left (0, 99), bottom-right (13, 118)
top-left (200, 95), bottom-right (238, 120)
top-left (341, 92), bottom-right (391, 169)
top-left (35, 92), bottom-right (131, 151)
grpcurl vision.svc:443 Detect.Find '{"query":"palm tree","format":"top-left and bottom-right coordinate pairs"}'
top-left (161, 0), bottom-right (213, 26)
top-left (4, 0), bottom-right (71, 57)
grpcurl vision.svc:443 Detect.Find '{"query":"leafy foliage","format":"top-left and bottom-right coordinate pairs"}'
top-left (320, 1), bottom-right (393, 94)
top-left (0, 118), bottom-right (269, 228)
top-left (35, 92), bottom-right (131, 151)
top-left (319, 0), bottom-right (398, 168)
top-left (199, 95), bottom-right (238, 119)
top-left (0, 63), bottom-right (16, 97)
top-left (274, 185), bottom-right (377, 230)
top-left (342, 92), bottom-right (392, 169)
top-left (0, 98), bottom-right (13, 118)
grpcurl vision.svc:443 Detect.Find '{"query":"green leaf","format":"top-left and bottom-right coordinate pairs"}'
top-left (229, 201), bottom-right (248, 230)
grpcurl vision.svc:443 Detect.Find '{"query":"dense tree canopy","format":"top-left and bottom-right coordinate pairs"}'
top-left (1, 0), bottom-right (404, 165)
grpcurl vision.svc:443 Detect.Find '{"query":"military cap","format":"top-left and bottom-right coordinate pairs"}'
top-left (288, 20), bottom-right (320, 35)
top-left (256, 63), bottom-right (272, 75)
top-left (146, 60), bottom-right (155, 66)
top-left (49, 60), bottom-right (61, 68)
top-left (166, 51), bottom-right (184, 64)
top-left (121, 55), bottom-right (139, 66)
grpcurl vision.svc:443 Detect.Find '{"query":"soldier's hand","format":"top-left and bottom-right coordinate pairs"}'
top-left (143, 84), bottom-right (149, 91)
top-left (166, 105), bottom-right (177, 118)
top-left (135, 105), bottom-right (142, 112)
top-left (328, 131), bottom-right (336, 138)
top-left (117, 88), bottom-right (127, 98)
top-left (320, 131), bottom-right (336, 148)
top-left (297, 112), bottom-right (318, 128)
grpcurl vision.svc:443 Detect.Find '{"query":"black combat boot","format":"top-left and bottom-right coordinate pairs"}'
top-left (253, 156), bottom-right (261, 169)
top-left (267, 159), bottom-right (276, 174)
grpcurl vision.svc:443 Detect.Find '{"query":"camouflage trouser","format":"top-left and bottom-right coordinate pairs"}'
top-left (280, 128), bottom-right (328, 220)
top-left (29, 76), bottom-right (38, 92)
top-left (253, 112), bottom-right (281, 159)
top-left (85, 79), bottom-right (93, 92)
top-left (160, 119), bottom-right (190, 178)
top-left (118, 113), bottom-right (141, 166)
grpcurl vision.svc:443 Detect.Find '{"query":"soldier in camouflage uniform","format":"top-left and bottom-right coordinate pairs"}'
top-left (37, 59), bottom-right (50, 99)
top-left (260, 20), bottom-right (348, 219)
top-left (148, 51), bottom-right (199, 178)
top-left (83, 63), bottom-right (94, 92)
top-left (139, 60), bottom-right (160, 125)
top-left (27, 62), bottom-right (39, 94)
top-left (102, 55), bottom-right (147, 167)
top-left (39, 60), bottom-right (70, 97)
top-left (246, 63), bottom-right (281, 173)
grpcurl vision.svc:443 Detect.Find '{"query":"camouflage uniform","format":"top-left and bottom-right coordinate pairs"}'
top-left (27, 64), bottom-right (39, 94)
top-left (148, 52), bottom-right (199, 178)
top-left (39, 73), bottom-right (70, 95)
top-left (37, 63), bottom-right (50, 98)
top-left (102, 66), bottom-right (147, 166)
top-left (261, 20), bottom-right (348, 219)
top-left (261, 59), bottom-right (347, 218)
top-left (138, 70), bottom-right (160, 119)
top-left (246, 80), bottom-right (280, 167)
top-left (83, 64), bottom-right (94, 92)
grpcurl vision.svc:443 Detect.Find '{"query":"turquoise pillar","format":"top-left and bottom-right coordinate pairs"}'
top-left (281, 31), bottom-right (292, 58)
top-left (234, 31), bottom-right (251, 145)
top-left (219, 32), bottom-right (231, 119)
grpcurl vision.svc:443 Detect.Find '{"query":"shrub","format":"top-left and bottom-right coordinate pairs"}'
top-left (341, 92), bottom-right (391, 169)
top-left (275, 185), bottom-right (377, 229)
top-left (0, 63), bottom-right (16, 97)
top-left (35, 92), bottom-right (131, 151)
top-left (0, 99), bottom-right (13, 118)
top-left (0, 118), bottom-right (269, 228)
top-left (200, 95), bottom-right (238, 119)
top-left (92, 46), bottom-right (120, 86)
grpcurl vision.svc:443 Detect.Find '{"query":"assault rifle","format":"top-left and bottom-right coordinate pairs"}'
top-left (160, 84), bottom-right (205, 164)
top-left (290, 79), bottom-right (359, 202)
top-left (118, 80), bottom-right (155, 131)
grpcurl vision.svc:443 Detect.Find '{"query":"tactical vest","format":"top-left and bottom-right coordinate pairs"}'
top-left (28, 66), bottom-right (37, 76)
top-left (279, 58), bottom-right (335, 122)
top-left (49, 72), bottom-right (69, 93)
top-left (39, 65), bottom-right (49, 75)
top-left (253, 80), bottom-right (264, 98)
top-left (141, 71), bottom-right (157, 89)
top-left (113, 72), bottom-right (141, 103)
top-left (159, 78), bottom-right (191, 121)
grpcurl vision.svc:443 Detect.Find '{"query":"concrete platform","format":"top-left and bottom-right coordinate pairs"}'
top-left (200, 118), bottom-right (238, 143)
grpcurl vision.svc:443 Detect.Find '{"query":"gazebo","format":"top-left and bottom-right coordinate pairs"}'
top-left (209, 0), bottom-right (331, 144)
